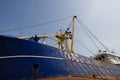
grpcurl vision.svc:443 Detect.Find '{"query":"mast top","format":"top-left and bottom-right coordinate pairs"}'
top-left (73, 16), bottom-right (77, 18)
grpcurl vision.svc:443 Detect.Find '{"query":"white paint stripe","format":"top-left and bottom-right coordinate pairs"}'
top-left (0, 55), bottom-right (64, 60)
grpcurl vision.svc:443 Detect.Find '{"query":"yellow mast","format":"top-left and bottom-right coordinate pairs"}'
top-left (71, 16), bottom-right (76, 52)
top-left (20, 16), bottom-right (77, 52)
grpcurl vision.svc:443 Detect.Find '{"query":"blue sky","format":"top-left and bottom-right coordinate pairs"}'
top-left (0, 0), bottom-right (120, 57)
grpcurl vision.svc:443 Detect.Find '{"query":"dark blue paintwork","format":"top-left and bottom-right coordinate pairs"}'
top-left (0, 35), bottom-right (120, 80)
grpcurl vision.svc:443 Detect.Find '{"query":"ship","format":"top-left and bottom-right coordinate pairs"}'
top-left (0, 16), bottom-right (120, 80)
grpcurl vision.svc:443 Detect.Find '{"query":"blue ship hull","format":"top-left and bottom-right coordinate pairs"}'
top-left (0, 35), bottom-right (120, 80)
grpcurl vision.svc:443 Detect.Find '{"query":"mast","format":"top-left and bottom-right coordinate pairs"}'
top-left (19, 16), bottom-right (77, 52)
top-left (71, 16), bottom-right (76, 52)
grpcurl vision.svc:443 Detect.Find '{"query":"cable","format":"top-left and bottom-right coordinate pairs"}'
top-left (75, 36), bottom-right (96, 55)
top-left (76, 18), bottom-right (108, 51)
top-left (0, 16), bottom-right (73, 33)
top-left (76, 19), bottom-right (100, 50)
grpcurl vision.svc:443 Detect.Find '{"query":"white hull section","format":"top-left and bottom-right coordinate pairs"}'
top-left (94, 51), bottom-right (120, 65)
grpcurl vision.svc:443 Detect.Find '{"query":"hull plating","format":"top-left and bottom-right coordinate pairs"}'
top-left (0, 36), bottom-right (120, 80)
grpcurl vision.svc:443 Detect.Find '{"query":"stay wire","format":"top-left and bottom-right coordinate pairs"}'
top-left (76, 18), bottom-right (100, 50)
top-left (76, 18), bottom-right (108, 51)
top-left (75, 36), bottom-right (96, 55)
top-left (0, 16), bottom-right (73, 33)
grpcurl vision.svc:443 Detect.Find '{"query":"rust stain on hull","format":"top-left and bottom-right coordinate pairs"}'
top-left (37, 76), bottom-right (118, 80)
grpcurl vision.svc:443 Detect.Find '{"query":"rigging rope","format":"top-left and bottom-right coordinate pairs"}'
top-left (76, 19), bottom-right (100, 50)
top-left (75, 36), bottom-right (96, 55)
top-left (0, 16), bottom-right (73, 33)
top-left (76, 18), bottom-right (108, 51)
